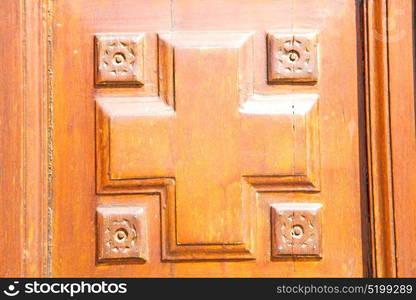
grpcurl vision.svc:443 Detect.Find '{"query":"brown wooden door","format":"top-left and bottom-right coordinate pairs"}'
top-left (50, 0), bottom-right (370, 277)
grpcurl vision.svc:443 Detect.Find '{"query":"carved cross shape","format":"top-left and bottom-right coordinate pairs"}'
top-left (96, 32), bottom-right (319, 260)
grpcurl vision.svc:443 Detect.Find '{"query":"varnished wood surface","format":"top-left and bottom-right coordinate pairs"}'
top-left (0, 0), bottom-right (414, 278)
top-left (388, 0), bottom-right (416, 277)
top-left (51, 0), bottom-right (368, 277)
top-left (364, 0), bottom-right (397, 278)
top-left (25, 0), bottom-right (48, 277)
top-left (0, 0), bottom-right (47, 277)
top-left (0, 0), bottom-right (25, 277)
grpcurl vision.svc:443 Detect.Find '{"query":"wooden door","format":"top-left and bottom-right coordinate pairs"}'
top-left (50, 0), bottom-right (370, 277)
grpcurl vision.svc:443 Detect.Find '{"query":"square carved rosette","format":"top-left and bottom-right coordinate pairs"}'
top-left (96, 205), bottom-right (148, 262)
top-left (271, 203), bottom-right (322, 258)
top-left (95, 34), bottom-right (145, 85)
top-left (267, 31), bottom-right (318, 83)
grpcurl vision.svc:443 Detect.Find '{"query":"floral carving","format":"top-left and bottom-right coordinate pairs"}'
top-left (96, 205), bottom-right (147, 262)
top-left (95, 34), bottom-right (144, 85)
top-left (104, 219), bottom-right (137, 255)
top-left (267, 32), bottom-right (318, 83)
top-left (271, 203), bottom-right (322, 258)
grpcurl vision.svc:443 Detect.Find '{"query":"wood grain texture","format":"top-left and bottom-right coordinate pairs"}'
top-left (3, 0), bottom-right (412, 277)
top-left (51, 0), bottom-right (368, 277)
top-left (387, 0), bottom-right (416, 278)
top-left (364, 0), bottom-right (397, 278)
top-left (0, 0), bottom-right (47, 277)
top-left (0, 0), bottom-right (25, 277)
top-left (52, 0), bottom-right (173, 277)
top-left (24, 0), bottom-right (48, 278)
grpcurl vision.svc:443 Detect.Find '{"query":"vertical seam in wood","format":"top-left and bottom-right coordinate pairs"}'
top-left (21, 0), bottom-right (28, 277)
top-left (47, 0), bottom-right (54, 278)
top-left (290, 0), bottom-right (296, 270)
top-left (378, 0), bottom-right (397, 277)
top-left (385, 0), bottom-right (399, 277)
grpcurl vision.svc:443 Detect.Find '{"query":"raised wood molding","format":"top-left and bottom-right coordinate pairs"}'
top-left (386, 0), bottom-right (416, 277)
top-left (95, 31), bottom-right (321, 261)
top-left (24, 0), bottom-right (49, 278)
top-left (364, 0), bottom-right (397, 277)
top-left (0, 0), bottom-right (48, 277)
